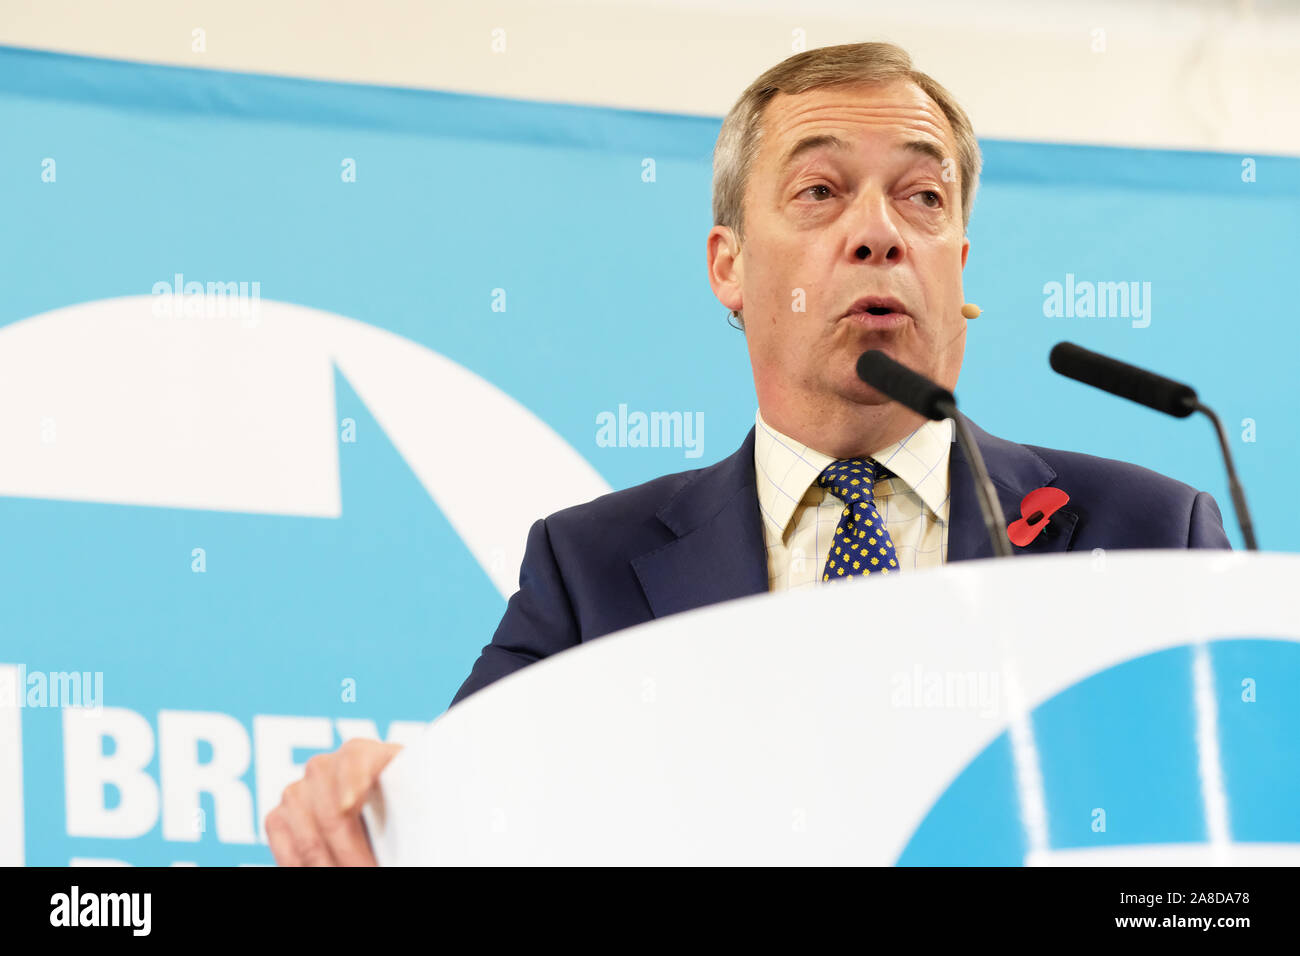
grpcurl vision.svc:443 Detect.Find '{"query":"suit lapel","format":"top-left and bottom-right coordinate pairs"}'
top-left (632, 414), bottom-right (1080, 618)
top-left (947, 411), bottom-right (1079, 561)
top-left (631, 427), bottom-right (769, 618)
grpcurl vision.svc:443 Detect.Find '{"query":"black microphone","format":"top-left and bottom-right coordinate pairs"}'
top-left (856, 350), bottom-right (1012, 558)
top-left (1050, 341), bottom-right (1196, 417)
top-left (1049, 341), bottom-right (1258, 550)
top-left (855, 350), bottom-right (955, 421)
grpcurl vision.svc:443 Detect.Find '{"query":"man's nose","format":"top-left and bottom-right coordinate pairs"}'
top-left (845, 194), bottom-right (905, 264)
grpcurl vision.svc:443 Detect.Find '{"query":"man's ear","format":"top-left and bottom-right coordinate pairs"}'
top-left (706, 225), bottom-right (743, 314)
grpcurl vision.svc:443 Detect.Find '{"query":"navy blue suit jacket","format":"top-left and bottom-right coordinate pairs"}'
top-left (449, 413), bottom-right (1230, 708)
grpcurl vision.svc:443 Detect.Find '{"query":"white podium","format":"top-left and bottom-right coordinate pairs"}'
top-left (364, 550), bottom-right (1300, 865)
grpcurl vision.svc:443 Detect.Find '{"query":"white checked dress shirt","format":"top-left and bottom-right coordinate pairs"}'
top-left (753, 409), bottom-right (954, 592)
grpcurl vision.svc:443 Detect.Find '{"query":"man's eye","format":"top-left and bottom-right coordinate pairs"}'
top-left (799, 184), bottom-right (834, 201)
top-left (910, 189), bottom-right (942, 208)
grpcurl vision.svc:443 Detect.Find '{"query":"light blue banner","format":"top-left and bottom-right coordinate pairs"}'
top-left (1, 46), bottom-right (1296, 866)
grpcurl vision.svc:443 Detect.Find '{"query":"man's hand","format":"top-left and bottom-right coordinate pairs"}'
top-left (265, 738), bottom-right (403, 866)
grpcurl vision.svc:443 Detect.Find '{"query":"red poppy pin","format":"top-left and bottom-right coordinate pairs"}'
top-left (1007, 486), bottom-right (1070, 547)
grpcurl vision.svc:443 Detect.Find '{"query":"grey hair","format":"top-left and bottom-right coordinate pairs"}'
top-left (713, 42), bottom-right (982, 330)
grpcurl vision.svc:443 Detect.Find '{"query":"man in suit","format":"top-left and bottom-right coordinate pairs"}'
top-left (267, 41), bottom-right (1229, 866)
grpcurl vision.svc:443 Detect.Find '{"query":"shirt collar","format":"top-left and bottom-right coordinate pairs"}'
top-left (753, 408), bottom-right (953, 540)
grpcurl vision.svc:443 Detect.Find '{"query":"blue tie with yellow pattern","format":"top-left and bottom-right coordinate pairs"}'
top-left (818, 458), bottom-right (899, 581)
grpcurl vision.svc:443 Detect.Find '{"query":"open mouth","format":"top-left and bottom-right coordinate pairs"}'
top-left (843, 295), bottom-right (908, 319)
top-left (843, 296), bottom-right (909, 331)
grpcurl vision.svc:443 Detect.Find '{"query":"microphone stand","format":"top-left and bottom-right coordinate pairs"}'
top-left (940, 402), bottom-right (1012, 558)
top-left (1185, 398), bottom-right (1259, 551)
